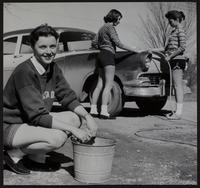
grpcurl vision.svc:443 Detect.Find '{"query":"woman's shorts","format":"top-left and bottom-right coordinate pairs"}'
top-left (3, 123), bottom-right (24, 149)
top-left (97, 49), bottom-right (115, 68)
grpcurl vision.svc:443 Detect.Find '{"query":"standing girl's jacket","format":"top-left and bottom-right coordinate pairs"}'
top-left (165, 27), bottom-right (186, 59)
top-left (92, 23), bottom-right (125, 54)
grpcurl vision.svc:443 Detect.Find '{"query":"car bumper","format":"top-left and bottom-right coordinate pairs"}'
top-left (123, 80), bottom-right (166, 97)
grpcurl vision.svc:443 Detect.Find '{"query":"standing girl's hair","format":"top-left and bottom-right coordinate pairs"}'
top-left (165, 10), bottom-right (185, 22)
top-left (103, 9), bottom-right (123, 23)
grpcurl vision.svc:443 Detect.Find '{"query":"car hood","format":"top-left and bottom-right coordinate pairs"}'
top-left (115, 51), bottom-right (152, 72)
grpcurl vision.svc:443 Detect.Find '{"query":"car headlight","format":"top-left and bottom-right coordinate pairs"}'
top-left (140, 51), bottom-right (152, 72)
top-left (145, 52), bottom-right (152, 68)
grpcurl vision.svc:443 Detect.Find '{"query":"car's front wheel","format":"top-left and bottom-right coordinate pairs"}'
top-left (89, 81), bottom-right (124, 116)
top-left (136, 96), bottom-right (167, 113)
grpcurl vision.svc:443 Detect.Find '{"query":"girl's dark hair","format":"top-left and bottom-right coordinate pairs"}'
top-left (104, 9), bottom-right (123, 23)
top-left (165, 10), bottom-right (185, 23)
top-left (30, 23), bottom-right (59, 47)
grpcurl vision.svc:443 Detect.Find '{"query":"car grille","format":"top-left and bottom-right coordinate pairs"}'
top-left (139, 73), bottom-right (161, 85)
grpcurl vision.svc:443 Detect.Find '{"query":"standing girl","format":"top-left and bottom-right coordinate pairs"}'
top-left (90, 9), bottom-right (138, 119)
top-left (164, 10), bottom-right (187, 120)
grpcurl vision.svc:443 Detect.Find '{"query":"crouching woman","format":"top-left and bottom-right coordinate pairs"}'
top-left (3, 24), bottom-right (98, 174)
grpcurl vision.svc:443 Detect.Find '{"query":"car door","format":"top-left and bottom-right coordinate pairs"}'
top-left (3, 33), bottom-right (33, 87)
top-left (3, 35), bottom-right (19, 87)
top-left (12, 34), bottom-right (33, 67)
top-left (55, 30), bottom-right (97, 96)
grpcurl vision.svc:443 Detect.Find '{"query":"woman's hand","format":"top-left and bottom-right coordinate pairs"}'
top-left (147, 49), bottom-right (153, 54)
top-left (165, 55), bottom-right (171, 62)
top-left (184, 62), bottom-right (188, 71)
top-left (73, 105), bottom-right (98, 137)
top-left (85, 114), bottom-right (98, 137)
top-left (70, 127), bottom-right (92, 143)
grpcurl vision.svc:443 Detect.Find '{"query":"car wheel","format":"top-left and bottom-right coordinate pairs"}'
top-left (89, 81), bottom-right (124, 116)
top-left (136, 96), bottom-right (167, 113)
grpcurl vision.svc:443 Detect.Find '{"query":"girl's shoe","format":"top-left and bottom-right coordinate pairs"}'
top-left (166, 113), bottom-right (181, 120)
top-left (4, 151), bottom-right (30, 175)
top-left (99, 114), bottom-right (116, 120)
top-left (90, 113), bottom-right (99, 118)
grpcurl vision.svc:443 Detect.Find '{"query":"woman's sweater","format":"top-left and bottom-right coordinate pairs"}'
top-left (165, 27), bottom-right (186, 59)
top-left (3, 59), bottom-right (80, 128)
top-left (92, 23), bottom-right (124, 54)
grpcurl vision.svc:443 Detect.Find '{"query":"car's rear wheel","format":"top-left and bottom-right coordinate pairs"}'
top-left (136, 96), bottom-right (167, 113)
top-left (89, 81), bottom-right (124, 116)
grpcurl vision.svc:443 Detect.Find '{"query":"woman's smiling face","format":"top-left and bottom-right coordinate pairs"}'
top-left (33, 35), bottom-right (57, 66)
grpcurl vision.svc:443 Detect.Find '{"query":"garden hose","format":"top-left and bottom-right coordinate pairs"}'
top-left (152, 51), bottom-right (173, 113)
top-left (165, 57), bottom-right (173, 113)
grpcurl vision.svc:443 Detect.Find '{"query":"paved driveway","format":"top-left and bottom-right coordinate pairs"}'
top-left (3, 97), bottom-right (197, 185)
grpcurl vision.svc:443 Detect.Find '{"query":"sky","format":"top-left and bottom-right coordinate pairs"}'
top-left (3, 2), bottom-right (148, 48)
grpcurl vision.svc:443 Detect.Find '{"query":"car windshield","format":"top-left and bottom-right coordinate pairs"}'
top-left (58, 31), bottom-right (95, 53)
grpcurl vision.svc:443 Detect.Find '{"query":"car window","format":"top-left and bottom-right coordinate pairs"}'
top-left (20, 35), bottom-right (33, 54)
top-left (58, 31), bottom-right (95, 52)
top-left (4, 37), bottom-right (17, 55)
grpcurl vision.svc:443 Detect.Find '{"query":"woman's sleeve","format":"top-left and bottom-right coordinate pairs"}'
top-left (177, 29), bottom-right (186, 53)
top-left (91, 34), bottom-right (99, 49)
top-left (172, 29), bottom-right (186, 58)
top-left (15, 70), bottom-right (53, 128)
top-left (168, 29), bottom-right (186, 59)
top-left (108, 25), bottom-right (124, 48)
top-left (54, 65), bottom-right (80, 111)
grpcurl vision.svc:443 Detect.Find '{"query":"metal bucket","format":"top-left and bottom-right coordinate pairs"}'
top-left (72, 137), bottom-right (116, 183)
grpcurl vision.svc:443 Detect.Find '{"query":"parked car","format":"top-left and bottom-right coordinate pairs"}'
top-left (3, 27), bottom-right (170, 116)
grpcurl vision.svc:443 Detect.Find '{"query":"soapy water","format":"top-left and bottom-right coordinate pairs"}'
top-left (71, 136), bottom-right (116, 147)
top-left (71, 135), bottom-right (96, 145)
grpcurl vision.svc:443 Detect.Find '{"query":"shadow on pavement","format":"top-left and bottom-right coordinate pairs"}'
top-left (47, 151), bottom-right (75, 177)
top-left (62, 165), bottom-right (75, 177)
top-left (47, 151), bottom-right (73, 164)
top-left (52, 105), bottom-right (171, 118)
top-left (118, 107), bottom-right (171, 117)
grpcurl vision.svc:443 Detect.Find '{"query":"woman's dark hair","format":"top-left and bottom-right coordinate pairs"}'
top-left (104, 9), bottom-right (123, 23)
top-left (165, 10), bottom-right (185, 23)
top-left (30, 23), bottom-right (59, 47)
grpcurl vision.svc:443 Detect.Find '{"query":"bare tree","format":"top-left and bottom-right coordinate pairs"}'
top-left (137, 2), bottom-right (196, 63)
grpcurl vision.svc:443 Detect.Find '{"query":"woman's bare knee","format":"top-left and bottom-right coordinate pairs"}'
top-left (47, 129), bottom-right (68, 150)
top-left (96, 82), bottom-right (103, 91)
top-left (10, 124), bottom-right (68, 151)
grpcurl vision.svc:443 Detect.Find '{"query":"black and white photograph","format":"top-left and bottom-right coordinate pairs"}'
top-left (3, 1), bottom-right (197, 185)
